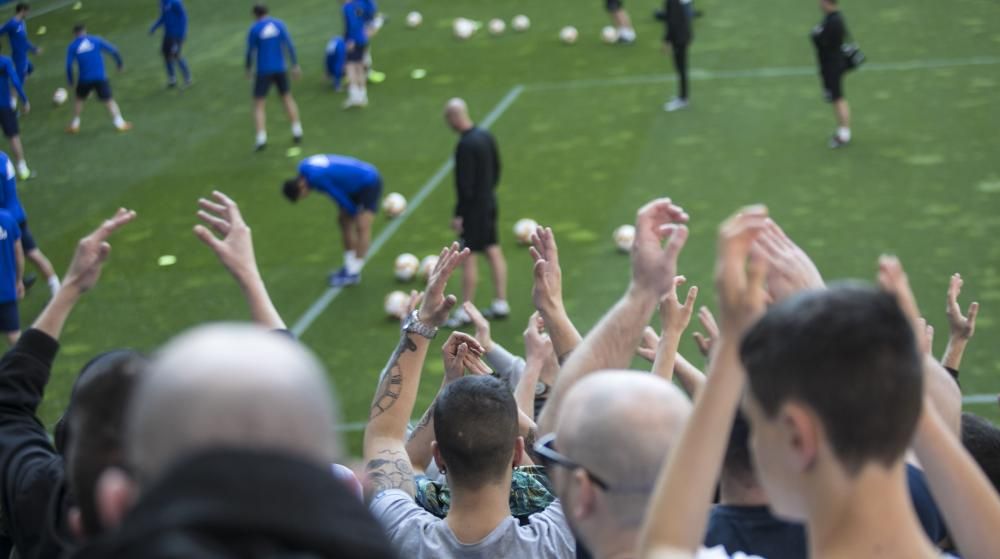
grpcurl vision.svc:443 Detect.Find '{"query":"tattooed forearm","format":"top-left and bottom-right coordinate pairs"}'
top-left (366, 449), bottom-right (417, 498)
top-left (407, 401), bottom-right (435, 442)
top-left (370, 334), bottom-right (419, 418)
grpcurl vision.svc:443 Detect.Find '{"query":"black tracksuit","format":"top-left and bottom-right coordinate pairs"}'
top-left (811, 11), bottom-right (848, 101)
top-left (664, 0), bottom-right (693, 100)
top-left (454, 126), bottom-right (502, 252)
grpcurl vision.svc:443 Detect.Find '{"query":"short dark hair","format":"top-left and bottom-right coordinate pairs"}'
top-left (65, 351), bottom-right (147, 537)
top-left (252, 3), bottom-right (268, 17)
top-left (73, 23), bottom-right (86, 34)
top-left (434, 375), bottom-right (518, 488)
top-left (723, 412), bottom-right (755, 481)
top-left (282, 178), bottom-right (301, 202)
top-left (15, 3), bottom-right (29, 13)
top-left (961, 413), bottom-right (1000, 493)
top-left (740, 283), bottom-right (923, 475)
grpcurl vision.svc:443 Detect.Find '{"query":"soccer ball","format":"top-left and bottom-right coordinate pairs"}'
top-left (601, 26), bottom-right (619, 44)
top-left (453, 18), bottom-right (476, 40)
top-left (613, 225), bottom-right (636, 253)
top-left (382, 192), bottom-right (407, 218)
top-left (52, 88), bottom-right (68, 106)
top-left (559, 26), bottom-right (579, 44)
top-left (513, 218), bottom-right (538, 245)
top-left (394, 253), bottom-right (419, 282)
top-left (384, 290), bottom-right (410, 320)
top-left (511, 15), bottom-right (530, 32)
top-left (418, 255), bottom-right (439, 280)
top-left (405, 11), bottom-right (423, 28)
top-left (488, 18), bottom-right (506, 35)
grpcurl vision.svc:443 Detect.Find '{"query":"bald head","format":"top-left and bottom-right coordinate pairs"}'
top-left (127, 324), bottom-right (340, 485)
top-left (556, 371), bottom-right (691, 527)
top-left (444, 97), bottom-right (473, 132)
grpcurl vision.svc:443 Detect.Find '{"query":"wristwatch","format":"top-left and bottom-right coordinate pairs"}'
top-left (535, 382), bottom-right (551, 398)
top-left (402, 310), bottom-right (438, 340)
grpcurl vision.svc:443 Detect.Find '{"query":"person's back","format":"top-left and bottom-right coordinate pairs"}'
top-left (300, 154), bottom-right (378, 195)
top-left (2, 17), bottom-right (31, 59)
top-left (158, 0), bottom-right (187, 39)
top-left (456, 127), bottom-right (500, 201)
top-left (248, 16), bottom-right (291, 75)
top-left (67, 34), bottom-right (114, 83)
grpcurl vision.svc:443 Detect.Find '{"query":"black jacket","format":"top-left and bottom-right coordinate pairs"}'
top-left (69, 449), bottom-right (398, 559)
top-left (454, 126), bottom-right (501, 219)
top-left (811, 11), bottom-right (847, 71)
top-left (664, 0), bottom-right (692, 46)
top-left (0, 329), bottom-right (73, 559)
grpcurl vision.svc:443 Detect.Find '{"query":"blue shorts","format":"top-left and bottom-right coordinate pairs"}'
top-left (253, 72), bottom-right (290, 98)
top-left (351, 177), bottom-right (382, 213)
top-left (76, 80), bottom-right (113, 101)
top-left (0, 300), bottom-right (19, 333)
top-left (346, 42), bottom-right (369, 63)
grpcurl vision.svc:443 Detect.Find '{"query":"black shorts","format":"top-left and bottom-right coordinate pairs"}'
top-left (821, 69), bottom-right (844, 102)
top-left (162, 36), bottom-right (184, 59)
top-left (0, 108), bottom-right (18, 138)
top-left (606, 0), bottom-right (623, 12)
top-left (351, 177), bottom-right (382, 213)
top-left (76, 80), bottom-right (113, 101)
top-left (18, 221), bottom-right (35, 252)
top-left (253, 72), bottom-right (290, 98)
top-left (0, 301), bottom-right (18, 333)
top-left (346, 42), bottom-right (369, 63)
top-left (460, 206), bottom-right (499, 252)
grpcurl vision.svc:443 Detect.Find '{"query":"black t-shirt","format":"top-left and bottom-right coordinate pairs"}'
top-left (454, 127), bottom-right (501, 218)
top-left (811, 11), bottom-right (847, 71)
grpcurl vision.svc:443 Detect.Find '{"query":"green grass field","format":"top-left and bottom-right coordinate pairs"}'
top-left (12, 0), bottom-right (1000, 454)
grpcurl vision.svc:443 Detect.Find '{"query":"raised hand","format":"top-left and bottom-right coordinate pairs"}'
top-left (399, 291), bottom-right (424, 326)
top-left (529, 226), bottom-right (564, 315)
top-left (441, 331), bottom-right (489, 383)
top-left (418, 243), bottom-right (470, 327)
top-left (64, 208), bottom-right (137, 294)
top-left (946, 273), bottom-right (978, 341)
top-left (877, 255), bottom-right (923, 344)
top-left (754, 218), bottom-right (824, 302)
top-left (660, 276), bottom-right (698, 337)
top-left (631, 198), bottom-right (689, 298)
top-left (463, 301), bottom-right (494, 353)
top-left (692, 306), bottom-right (719, 358)
top-left (715, 205), bottom-right (769, 335)
top-left (637, 326), bottom-right (660, 363)
top-left (194, 191), bottom-right (259, 284)
top-left (523, 312), bottom-right (553, 366)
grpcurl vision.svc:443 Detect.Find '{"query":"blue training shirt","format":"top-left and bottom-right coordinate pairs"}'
top-left (0, 18), bottom-right (37, 61)
top-left (0, 153), bottom-right (25, 224)
top-left (325, 37), bottom-right (345, 80)
top-left (246, 17), bottom-right (296, 75)
top-left (149, 0), bottom-right (188, 39)
top-left (299, 154), bottom-right (380, 216)
top-left (342, 1), bottom-right (368, 46)
top-left (0, 57), bottom-right (26, 109)
top-left (0, 209), bottom-right (21, 304)
top-left (358, 0), bottom-right (378, 23)
top-left (65, 35), bottom-right (123, 85)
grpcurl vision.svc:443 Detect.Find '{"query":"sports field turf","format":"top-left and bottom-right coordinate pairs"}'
top-left (13, 0), bottom-right (1000, 453)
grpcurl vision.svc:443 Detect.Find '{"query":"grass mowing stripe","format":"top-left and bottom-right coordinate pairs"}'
top-left (524, 55), bottom-right (1000, 92)
top-left (290, 85), bottom-right (525, 337)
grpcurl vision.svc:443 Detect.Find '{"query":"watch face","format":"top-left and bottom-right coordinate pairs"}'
top-left (535, 382), bottom-right (547, 396)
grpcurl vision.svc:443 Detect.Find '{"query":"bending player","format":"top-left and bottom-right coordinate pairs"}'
top-left (324, 35), bottom-right (346, 91)
top-left (282, 154), bottom-right (382, 287)
top-left (149, 0), bottom-right (192, 88)
top-left (246, 3), bottom-right (302, 151)
top-left (64, 24), bottom-right (131, 133)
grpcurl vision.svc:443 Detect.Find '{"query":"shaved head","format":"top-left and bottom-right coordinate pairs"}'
top-left (127, 324), bottom-right (340, 485)
top-left (444, 97), bottom-right (473, 132)
top-left (556, 371), bottom-right (691, 528)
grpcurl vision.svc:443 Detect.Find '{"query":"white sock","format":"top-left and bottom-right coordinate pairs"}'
top-left (255, 130), bottom-right (267, 146)
top-left (16, 160), bottom-right (28, 175)
top-left (346, 257), bottom-right (363, 275)
top-left (9, 98), bottom-right (16, 110)
top-left (837, 127), bottom-right (851, 142)
top-left (618, 27), bottom-right (636, 41)
top-left (70, 117), bottom-right (81, 128)
top-left (291, 121), bottom-right (303, 137)
top-left (48, 275), bottom-right (60, 294)
top-left (113, 115), bottom-right (126, 129)
top-left (344, 250), bottom-right (356, 267)
top-left (492, 299), bottom-right (510, 314)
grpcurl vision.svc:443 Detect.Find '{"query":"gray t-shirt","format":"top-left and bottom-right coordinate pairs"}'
top-left (370, 489), bottom-right (575, 559)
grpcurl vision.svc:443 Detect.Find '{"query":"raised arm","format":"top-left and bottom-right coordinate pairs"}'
top-left (515, 313), bottom-right (550, 419)
top-left (363, 244), bottom-right (468, 500)
top-left (537, 198), bottom-right (689, 436)
top-left (651, 276), bottom-right (698, 382)
top-left (528, 226), bottom-right (582, 362)
top-left (941, 272), bottom-right (978, 374)
top-left (639, 205), bottom-right (770, 557)
top-left (193, 191), bottom-right (285, 330)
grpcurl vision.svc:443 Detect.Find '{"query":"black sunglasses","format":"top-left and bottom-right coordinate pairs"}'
top-left (533, 432), bottom-right (610, 491)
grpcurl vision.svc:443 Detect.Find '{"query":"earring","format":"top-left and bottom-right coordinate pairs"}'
top-left (439, 466), bottom-right (447, 475)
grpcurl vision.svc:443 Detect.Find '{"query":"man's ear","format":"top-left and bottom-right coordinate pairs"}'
top-left (67, 507), bottom-right (84, 541)
top-left (96, 467), bottom-right (136, 531)
top-left (431, 440), bottom-right (446, 473)
top-left (780, 402), bottom-right (820, 473)
top-left (512, 436), bottom-right (525, 468)
top-left (572, 468), bottom-right (597, 521)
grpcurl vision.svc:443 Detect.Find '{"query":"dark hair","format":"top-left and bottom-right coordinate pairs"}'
top-left (723, 412), bottom-right (755, 481)
top-left (73, 23), bottom-right (85, 34)
top-left (15, 3), bottom-right (29, 13)
top-left (433, 375), bottom-right (518, 488)
top-left (252, 3), bottom-right (268, 17)
top-left (740, 283), bottom-right (923, 475)
top-left (961, 413), bottom-right (1000, 493)
top-left (282, 178), bottom-right (301, 202)
top-left (65, 351), bottom-right (148, 537)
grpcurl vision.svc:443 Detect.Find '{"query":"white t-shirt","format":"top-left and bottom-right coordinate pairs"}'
top-left (649, 546), bottom-right (958, 559)
top-left (370, 489), bottom-right (575, 559)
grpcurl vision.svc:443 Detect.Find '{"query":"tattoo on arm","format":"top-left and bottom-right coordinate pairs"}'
top-left (366, 449), bottom-right (417, 497)
top-left (407, 401), bottom-right (435, 442)
top-left (370, 334), bottom-right (418, 418)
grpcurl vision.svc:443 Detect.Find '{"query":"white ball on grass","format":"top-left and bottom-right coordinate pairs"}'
top-left (384, 290), bottom-right (410, 319)
top-left (393, 253), bottom-right (419, 282)
top-left (405, 11), bottom-right (423, 28)
top-left (418, 255), bottom-right (440, 280)
top-left (488, 18), bottom-right (506, 35)
top-left (613, 224), bottom-right (636, 253)
top-left (381, 192), bottom-right (407, 218)
top-left (559, 26), bottom-right (579, 44)
top-left (511, 15), bottom-right (530, 32)
top-left (601, 26), bottom-right (619, 44)
top-left (513, 218), bottom-right (539, 245)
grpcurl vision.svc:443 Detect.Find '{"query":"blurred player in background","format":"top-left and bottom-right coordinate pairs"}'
top-left (341, 0), bottom-right (370, 109)
top-left (0, 56), bottom-right (30, 180)
top-left (282, 154), bottom-right (382, 287)
top-left (812, 0), bottom-right (851, 148)
top-left (605, 0), bottom-right (637, 43)
top-left (325, 36), bottom-right (346, 91)
top-left (0, 207), bottom-right (23, 345)
top-left (0, 151), bottom-right (59, 296)
top-left (663, 0), bottom-right (693, 112)
top-left (1, 4), bottom-right (40, 94)
top-left (149, 0), bottom-right (192, 88)
top-left (358, 0), bottom-right (385, 84)
top-left (443, 98), bottom-right (509, 327)
top-left (64, 24), bottom-right (131, 134)
top-left (246, 3), bottom-right (302, 151)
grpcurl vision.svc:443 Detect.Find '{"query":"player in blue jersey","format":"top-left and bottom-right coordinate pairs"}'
top-left (341, 0), bottom-right (370, 108)
top-left (0, 4), bottom-right (41, 87)
top-left (0, 208), bottom-right (23, 345)
top-left (0, 150), bottom-right (58, 296)
top-left (0, 56), bottom-right (30, 180)
top-left (149, 0), bottom-right (192, 88)
top-left (325, 36), bottom-right (346, 91)
top-left (65, 24), bottom-right (131, 134)
top-left (282, 154), bottom-right (382, 287)
top-left (246, 4), bottom-right (302, 151)
top-left (357, 0), bottom-right (385, 84)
